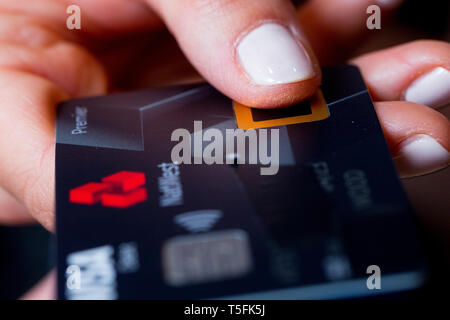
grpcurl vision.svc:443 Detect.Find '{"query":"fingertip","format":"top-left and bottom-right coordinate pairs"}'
top-left (235, 23), bottom-right (315, 84)
top-left (394, 134), bottom-right (450, 178)
top-left (147, 0), bottom-right (321, 109)
top-left (375, 101), bottom-right (450, 151)
top-left (233, 23), bottom-right (322, 108)
top-left (232, 72), bottom-right (321, 108)
top-left (374, 101), bottom-right (450, 178)
top-left (351, 40), bottom-right (450, 107)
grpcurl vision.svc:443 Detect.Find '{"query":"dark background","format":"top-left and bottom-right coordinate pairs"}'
top-left (1, 0), bottom-right (449, 299)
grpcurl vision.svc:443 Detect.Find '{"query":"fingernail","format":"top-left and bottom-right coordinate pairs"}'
top-left (237, 23), bottom-right (314, 86)
top-left (394, 134), bottom-right (450, 178)
top-left (404, 67), bottom-right (450, 108)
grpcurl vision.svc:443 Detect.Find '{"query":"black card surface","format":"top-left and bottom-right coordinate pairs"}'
top-left (55, 65), bottom-right (426, 300)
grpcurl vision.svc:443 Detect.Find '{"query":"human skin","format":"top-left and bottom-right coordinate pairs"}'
top-left (0, 0), bottom-right (447, 299)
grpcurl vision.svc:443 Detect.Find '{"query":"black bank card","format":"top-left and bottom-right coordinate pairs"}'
top-left (55, 65), bottom-right (426, 299)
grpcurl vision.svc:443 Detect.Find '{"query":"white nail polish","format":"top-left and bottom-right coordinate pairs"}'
top-left (404, 67), bottom-right (450, 108)
top-left (237, 23), bottom-right (314, 86)
top-left (394, 134), bottom-right (450, 178)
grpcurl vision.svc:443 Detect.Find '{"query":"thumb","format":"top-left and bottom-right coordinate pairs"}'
top-left (146, 0), bottom-right (321, 108)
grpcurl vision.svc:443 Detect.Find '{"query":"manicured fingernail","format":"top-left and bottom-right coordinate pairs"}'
top-left (394, 134), bottom-right (450, 178)
top-left (237, 23), bottom-right (314, 85)
top-left (404, 67), bottom-right (450, 108)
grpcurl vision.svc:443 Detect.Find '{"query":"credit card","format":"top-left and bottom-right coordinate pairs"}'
top-left (55, 65), bottom-right (426, 299)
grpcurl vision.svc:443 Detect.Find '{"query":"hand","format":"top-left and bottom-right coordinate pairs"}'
top-left (0, 0), bottom-right (447, 299)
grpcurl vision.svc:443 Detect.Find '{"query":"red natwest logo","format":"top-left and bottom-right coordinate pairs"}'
top-left (69, 171), bottom-right (147, 208)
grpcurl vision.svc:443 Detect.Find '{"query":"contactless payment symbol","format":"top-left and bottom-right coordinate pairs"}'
top-left (233, 90), bottom-right (329, 129)
top-left (174, 210), bottom-right (223, 233)
top-left (69, 171), bottom-right (147, 209)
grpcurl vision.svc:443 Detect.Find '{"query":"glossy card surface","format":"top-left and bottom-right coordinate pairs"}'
top-left (55, 65), bottom-right (426, 300)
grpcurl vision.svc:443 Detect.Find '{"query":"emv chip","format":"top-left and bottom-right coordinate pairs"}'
top-left (233, 90), bottom-right (329, 129)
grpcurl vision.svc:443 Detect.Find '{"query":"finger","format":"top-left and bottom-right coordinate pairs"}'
top-left (146, 0), bottom-right (321, 108)
top-left (0, 68), bottom-right (105, 231)
top-left (352, 40), bottom-right (450, 109)
top-left (0, 10), bottom-right (108, 96)
top-left (0, 21), bottom-right (107, 231)
top-left (0, 187), bottom-right (35, 225)
top-left (298, 0), bottom-right (403, 64)
top-left (0, 42), bottom-right (107, 97)
top-left (0, 70), bottom-right (64, 231)
top-left (20, 270), bottom-right (56, 300)
top-left (0, 1), bottom-right (162, 85)
top-left (0, 0), bottom-right (161, 38)
top-left (374, 101), bottom-right (450, 178)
